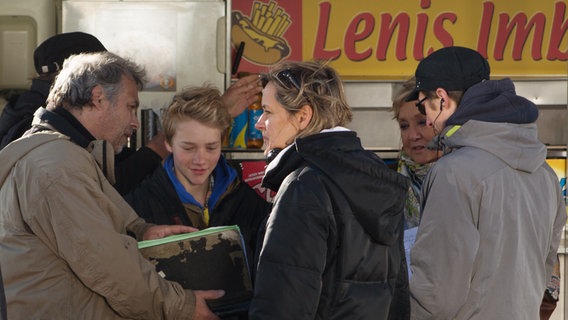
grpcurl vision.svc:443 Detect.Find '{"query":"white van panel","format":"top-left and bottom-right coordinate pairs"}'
top-left (0, 0), bottom-right (56, 89)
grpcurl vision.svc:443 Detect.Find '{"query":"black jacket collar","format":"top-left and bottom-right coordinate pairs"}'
top-left (33, 107), bottom-right (95, 148)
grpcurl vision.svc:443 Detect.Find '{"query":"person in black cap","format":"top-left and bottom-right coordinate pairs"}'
top-left (406, 46), bottom-right (566, 319)
top-left (0, 32), bottom-right (262, 195)
top-left (0, 32), bottom-right (106, 150)
top-left (0, 31), bottom-right (169, 194)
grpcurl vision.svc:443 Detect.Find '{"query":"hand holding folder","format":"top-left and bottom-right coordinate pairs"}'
top-left (138, 225), bottom-right (253, 317)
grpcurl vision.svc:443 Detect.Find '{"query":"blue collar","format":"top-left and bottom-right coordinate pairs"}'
top-left (164, 154), bottom-right (237, 208)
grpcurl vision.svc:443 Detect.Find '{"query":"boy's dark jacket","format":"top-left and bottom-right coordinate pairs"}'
top-left (124, 158), bottom-right (270, 272)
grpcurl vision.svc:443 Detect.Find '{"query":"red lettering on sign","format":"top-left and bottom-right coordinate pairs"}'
top-left (433, 13), bottom-right (456, 47)
top-left (345, 12), bottom-right (375, 61)
top-left (413, 12), bottom-right (429, 60)
top-left (420, 0), bottom-right (432, 9)
top-left (376, 13), bottom-right (410, 61)
top-left (312, 1), bottom-right (567, 64)
top-left (477, 2), bottom-right (493, 58)
top-left (495, 11), bottom-right (545, 60)
top-left (547, 1), bottom-right (568, 60)
top-left (314, 2), bottom-right (341, 60)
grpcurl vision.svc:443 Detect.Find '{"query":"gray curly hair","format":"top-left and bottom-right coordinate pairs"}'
top-left (46, 51), bottom-right (145, 111)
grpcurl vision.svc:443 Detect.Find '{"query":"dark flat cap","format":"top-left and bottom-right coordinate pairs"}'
top-left (406, 46), bottom-right (490, 101)
top-left (34, 32), bottom-right (107, 75)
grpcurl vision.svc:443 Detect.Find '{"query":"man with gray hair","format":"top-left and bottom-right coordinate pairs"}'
top-left (0, 51), bottom-right (223, 319)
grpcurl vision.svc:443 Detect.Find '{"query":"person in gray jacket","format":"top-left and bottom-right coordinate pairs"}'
top-left (0, 51), bottom-right (223, 319)
top-left (406, 46), bottom-right (566, 319)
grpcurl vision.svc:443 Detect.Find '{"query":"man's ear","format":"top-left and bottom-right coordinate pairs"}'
top-left (296, 104), bottom-right (313, 130)
top-left (435, 88), bottom-right (449, 106)
top-left (90, 85), bottom-right (105, 110)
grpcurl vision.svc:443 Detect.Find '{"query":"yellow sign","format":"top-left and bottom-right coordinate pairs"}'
top-left (302, 0), bottom-right (568, 79)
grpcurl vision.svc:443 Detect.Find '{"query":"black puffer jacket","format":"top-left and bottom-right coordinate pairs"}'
top-left (250, 130), bottom-right (410, 320)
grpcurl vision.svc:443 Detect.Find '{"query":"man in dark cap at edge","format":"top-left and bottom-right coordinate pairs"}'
top-left (0, 32), bottom-right (172, 195)
top-left (406, 46), bottom-right (566, 320)
top-left (0, 32), bottom-right (107, 150)
top-left (0, 32), bottom-right (262, 195)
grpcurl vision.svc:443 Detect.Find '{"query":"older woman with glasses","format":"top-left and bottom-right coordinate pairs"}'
top-left (249, 60), bottom-right (410, 320)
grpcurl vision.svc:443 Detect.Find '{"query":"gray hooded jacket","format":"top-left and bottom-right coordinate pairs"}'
top-left (410, 79), bottom-right (566, 319)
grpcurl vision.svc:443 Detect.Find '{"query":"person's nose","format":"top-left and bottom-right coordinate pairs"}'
top-left (131, 112), bottom-right (140, 130)
top-left (255, 113), bottom-right (265, 131)
top-left (408, 126), bottom-right (422, 140)
top-left (192, 149), bottom-right (205, 164)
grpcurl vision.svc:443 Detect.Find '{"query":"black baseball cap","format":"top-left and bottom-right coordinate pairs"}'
top-left (34, 32), bottom-right (107, 75)
top-left (406, 46), bottom-right (490, 101)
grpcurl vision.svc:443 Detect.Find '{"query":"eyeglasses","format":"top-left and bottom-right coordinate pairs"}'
top-left (274, 69), bottom-right (302, 91)
top-left (415, 96), bottom-right (428, 115)
top-left (270, 68), bottom-right (313, 105)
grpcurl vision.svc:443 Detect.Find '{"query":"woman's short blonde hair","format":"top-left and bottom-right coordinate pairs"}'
top-left (261, 60), bottom-right (352, 139)
top-left (391, 77), bottom-right (416, 120)
top-left (162, 85), bottom-right (231, 144)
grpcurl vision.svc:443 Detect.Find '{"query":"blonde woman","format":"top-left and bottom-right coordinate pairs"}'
top-left (249, 61), bottom-right (410, 319)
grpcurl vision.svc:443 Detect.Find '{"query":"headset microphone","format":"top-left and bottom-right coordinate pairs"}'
top-left (432, 98), bottom-right (444, 136)
top-left (431, 98), bottom-right (446, 157)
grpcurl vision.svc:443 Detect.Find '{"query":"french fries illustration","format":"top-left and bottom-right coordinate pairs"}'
top-left (232, 1), bottom-right (291, 65)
